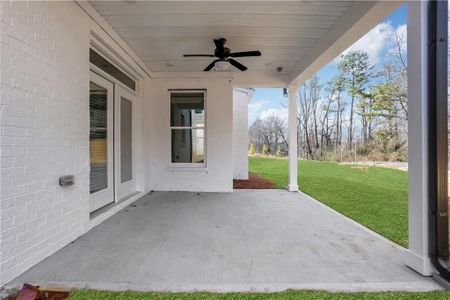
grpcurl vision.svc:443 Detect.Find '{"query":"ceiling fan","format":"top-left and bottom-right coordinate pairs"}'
top-left (183, 38), bottom-right (261, 71)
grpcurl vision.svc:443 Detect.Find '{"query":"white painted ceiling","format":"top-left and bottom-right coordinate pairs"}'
top-left (89, 1), bottom-right (357, 76)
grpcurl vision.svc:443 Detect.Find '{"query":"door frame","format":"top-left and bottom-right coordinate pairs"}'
top-left (89, 40), bottom-right (144, 214)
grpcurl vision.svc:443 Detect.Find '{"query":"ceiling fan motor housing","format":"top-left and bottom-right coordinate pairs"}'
top-left (215, 47), bottom-right (231, 59)
top-left (182, 37), bottom-right (261, 71)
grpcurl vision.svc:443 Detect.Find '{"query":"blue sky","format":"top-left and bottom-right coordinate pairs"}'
top-left (248, 4), bottom-right (408, 126)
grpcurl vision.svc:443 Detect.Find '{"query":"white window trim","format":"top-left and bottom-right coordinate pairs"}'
top-left (168, 89), bottom-right (207, 169)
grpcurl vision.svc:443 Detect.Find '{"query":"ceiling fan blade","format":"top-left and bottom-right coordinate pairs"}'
top-left (228, 58), bottom-right (247, 71)
top-left (204, 60), bottom-right (219, 71)
top-left (213, 38), bottom-right (225, 51)
top-left (230, 51), bottom-right (261, 57)
top-left (183, 54), bottom-right (215, 57)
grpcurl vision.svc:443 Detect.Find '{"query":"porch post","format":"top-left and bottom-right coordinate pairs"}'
top-left (403, 0), bottom-right (433, 276)
top-left (288, 84), bottom-right (299, 192)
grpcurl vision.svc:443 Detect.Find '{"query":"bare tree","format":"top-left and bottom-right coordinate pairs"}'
top-left (249, 41), bottom-right (408, 163)
top-left (249, 115), bottom-right (288, 155)
top-left (298, 79), bottom-right (314, 159)
top-left (327, 74), bottom-right (345, 150)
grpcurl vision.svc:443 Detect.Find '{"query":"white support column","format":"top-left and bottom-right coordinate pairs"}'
top-left (288, 85), bottom-right (299, 192)
top-left (403, 0), bottom-right (433, 276)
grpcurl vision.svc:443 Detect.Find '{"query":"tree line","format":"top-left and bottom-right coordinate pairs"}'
top-left (249, 30), bottom-right (407, 162)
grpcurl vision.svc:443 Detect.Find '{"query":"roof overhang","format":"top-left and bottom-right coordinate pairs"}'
top-left (82, 0), bottom-right (403, 87)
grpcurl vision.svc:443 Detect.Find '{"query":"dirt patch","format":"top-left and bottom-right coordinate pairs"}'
top-left (351, 166), bottom-right (369, 170)
top-left (233, 172), bottom-right (276, 189)
top-left (4, 284), bottom-right (70, 300)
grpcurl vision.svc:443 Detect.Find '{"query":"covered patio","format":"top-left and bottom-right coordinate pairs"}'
top-left (2, 0), bottom-right (448, 291)
top-left (8, 190), bottom-right (440, 292)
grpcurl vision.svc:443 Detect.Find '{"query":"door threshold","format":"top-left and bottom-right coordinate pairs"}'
top-left (90, 191), bottom-right (140, 220)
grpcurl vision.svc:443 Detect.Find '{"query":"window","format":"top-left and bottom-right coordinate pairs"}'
top-left (90, 49), bottom-right (136, 91)
top-left (170, 91), bottom-right (205, 164)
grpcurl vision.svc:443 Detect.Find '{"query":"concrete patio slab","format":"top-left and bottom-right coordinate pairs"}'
top-left (7, 190), bottom-right (442, 292)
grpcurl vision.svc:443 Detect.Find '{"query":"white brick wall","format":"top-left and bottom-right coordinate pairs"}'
top-left (0, 0), bottom-right (248, 287)
top-left (146, 77), bottom-right (234, 192)
top-left (0, 1), bottom-right (91, 286)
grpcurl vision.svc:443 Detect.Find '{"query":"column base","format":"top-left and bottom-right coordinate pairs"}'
top-left (287, 184), bottom-right (299, 192)
top-left (403, 249), bottom-right (434, 276)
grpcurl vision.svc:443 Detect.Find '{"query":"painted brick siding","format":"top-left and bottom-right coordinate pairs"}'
top-left (1, 1), bottom-right (90, 285)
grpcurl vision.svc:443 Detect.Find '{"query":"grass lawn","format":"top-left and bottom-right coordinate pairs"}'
top-left (249, 156), bottom-right (409, 247)
top-left (70, 290), bottom-right (449, 300)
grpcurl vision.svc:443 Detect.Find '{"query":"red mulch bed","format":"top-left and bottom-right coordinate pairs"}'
top-left (4, 284), bottom-right (70, 300)
top-left (233, 172), bottom-right (275, 189)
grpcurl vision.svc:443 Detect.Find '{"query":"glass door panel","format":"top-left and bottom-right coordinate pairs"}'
top-left (90, 72), bottom-right (114, 212)
top-left (121, 97), bottom-right (133, 183)
top-left (90, 82), bottom-right (108, 193)
top-left (115, 87), bottom-right (137, 200)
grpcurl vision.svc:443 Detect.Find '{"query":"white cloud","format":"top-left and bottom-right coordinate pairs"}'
top-left (260, 108), bottom-right (288, 121)
top-left (248, 99), bottom-right (267, 122)
top-left (385, 24), bottom-right (407, 60)
top-left (341, 22), bottom-right (394, 65)
top-left (248, 100), bottom-right (265, 114)
top-left (394, 24), bottom-right (407, 52)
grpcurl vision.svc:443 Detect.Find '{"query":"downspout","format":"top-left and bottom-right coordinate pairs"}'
top-left (428, 0), bottom-right (450, 283)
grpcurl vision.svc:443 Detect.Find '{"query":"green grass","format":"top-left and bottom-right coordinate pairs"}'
top-left (249, 156), bottom-right (409, 247)
top-left (70, 290), bottom-right (449, 300)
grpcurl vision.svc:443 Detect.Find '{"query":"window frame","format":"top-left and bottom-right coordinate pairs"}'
top-left (169, 89), bottom-right (207, 168)
top-left (90, 49), bottom-right (137, 92)
top-left (89, 41), bottom-right (140, 95)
